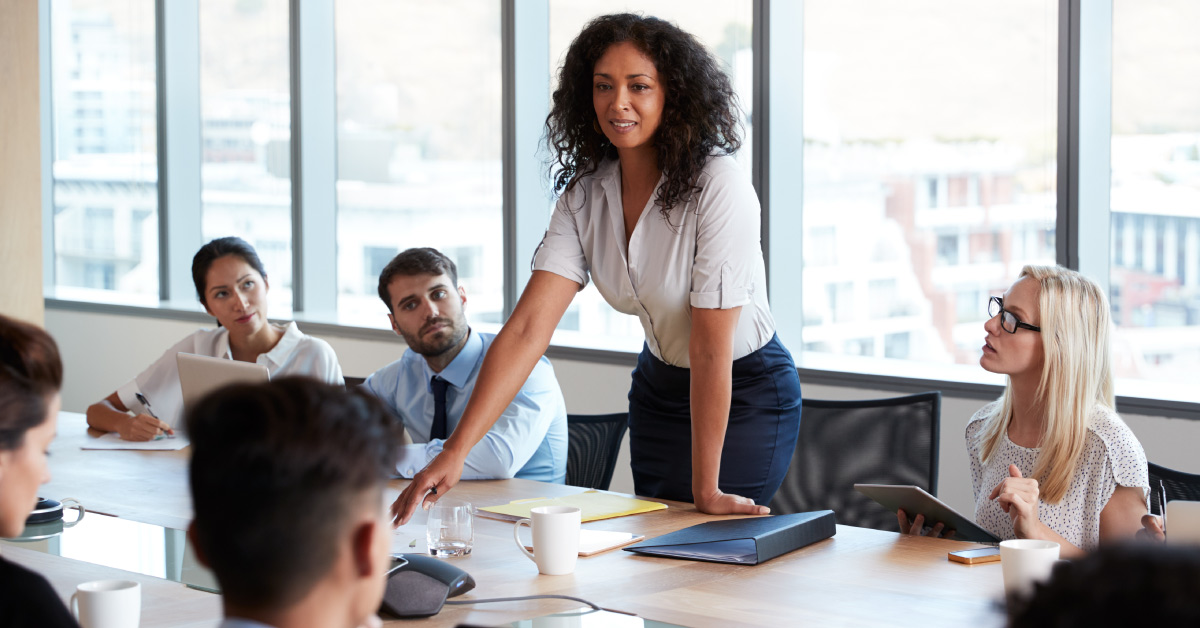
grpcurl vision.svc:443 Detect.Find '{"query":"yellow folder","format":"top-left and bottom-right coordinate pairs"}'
top-left (477, 490), bottom-right (667, 523)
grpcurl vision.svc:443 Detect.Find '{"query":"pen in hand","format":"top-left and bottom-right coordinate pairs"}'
top-left (135, 393), bottom-right (175, 439)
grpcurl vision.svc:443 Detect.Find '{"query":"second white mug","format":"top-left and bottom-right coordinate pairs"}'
top-left (999, 539), bottom-right (1060, 601)
top-left (70, 579), bottom-right (141, 628)
top-left (513, 505), bottom-right (581, 575)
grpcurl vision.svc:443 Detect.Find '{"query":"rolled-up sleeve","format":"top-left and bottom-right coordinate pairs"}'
top-left (689, 168), bottom-right (761, 310)
top-left (532, 192), bottom-right (590, 290)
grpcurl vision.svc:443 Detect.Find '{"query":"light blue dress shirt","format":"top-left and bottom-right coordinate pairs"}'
top-left (365, 329), bottom-right (567, 483)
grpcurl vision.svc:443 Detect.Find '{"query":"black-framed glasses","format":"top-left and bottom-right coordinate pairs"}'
top-left (988, 296), bottom-right (1041, 334)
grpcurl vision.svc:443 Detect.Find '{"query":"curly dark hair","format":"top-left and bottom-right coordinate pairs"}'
top-left (545, 13), bottom-right (743, 218)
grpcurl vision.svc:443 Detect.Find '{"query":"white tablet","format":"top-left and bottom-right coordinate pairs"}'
top-left (1165, 500), bottom-right (1200, 545)
top-left (854, 484), bottom-right (1000, 543)
top-left (176, 353), bottom-right (270, 421)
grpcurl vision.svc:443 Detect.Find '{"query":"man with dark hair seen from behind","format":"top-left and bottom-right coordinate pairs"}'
top-left (365, 247), bottom-right (567, 493)
top-left (187, 377), bottom-right (403, 628)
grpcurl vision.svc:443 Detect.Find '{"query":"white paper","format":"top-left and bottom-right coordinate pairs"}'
top-left (80, 432), bottom-right (190, 451)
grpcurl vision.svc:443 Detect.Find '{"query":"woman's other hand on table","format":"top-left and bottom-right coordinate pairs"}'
top-left (693, 488), bottom-right (769, 516)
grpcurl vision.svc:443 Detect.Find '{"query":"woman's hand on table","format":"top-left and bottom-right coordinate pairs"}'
top-left (391, 451), bottom-right (465, 526)
top-left (693, 487), bottom-right (770, 516)
top-left (897, 509), bottom-right (955, 538)
top-left (118, 413), bottom-right (174, 441)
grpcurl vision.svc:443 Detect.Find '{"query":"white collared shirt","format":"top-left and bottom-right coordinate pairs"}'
top-left (117, 321), bottom-right (344, 429)
top-left (533, 155), bottom-right (775, 367)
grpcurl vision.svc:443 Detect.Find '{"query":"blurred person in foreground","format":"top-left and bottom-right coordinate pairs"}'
top-left (0, 314), bottom-right (77, 626)
top-left (187, 377), bottom-right (402, 628)
top-left (1008, 543), bottom-right (1200, 626)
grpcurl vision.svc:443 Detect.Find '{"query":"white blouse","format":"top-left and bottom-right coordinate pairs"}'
top-left (116, 321), bottom-right (343, 429)
top-left (967, 402), bottom-right (1149, 551)
top-left (532, 155), bottom-right (775, 367)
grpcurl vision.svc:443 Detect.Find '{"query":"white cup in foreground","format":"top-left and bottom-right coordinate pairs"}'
top-left (999, 539), bottom-right (1059, 600)
top-left (513, 505), bottom-right (581, 575)
top-left (70, 579), bottom-right (141, 628)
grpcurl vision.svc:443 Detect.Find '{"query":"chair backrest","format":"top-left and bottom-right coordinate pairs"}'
top-left (1149, 462), bottom-right (1200, 508)
top-left (566, 413), bottom-right (628, 491)
top-left (770, 392), bottom-right (941, 532)
top-left (344, 376), bottom-right (366, 389)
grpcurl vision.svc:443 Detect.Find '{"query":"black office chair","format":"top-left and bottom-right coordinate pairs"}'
top-left (1148, 462), bottom-right (1200, 511)
top-left (769, 392), bottom-right (941, 532)
top-left (566, 413), bottom-right (628, 491)
top-left (344, 376), bottom-right (366, 389)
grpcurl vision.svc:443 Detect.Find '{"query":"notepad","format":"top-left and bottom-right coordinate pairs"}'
top-left (80, 432), bottom-right (190, 451)
top-left (477, 490), bottom-right (667, 523)
top-left (521, 530), bottom-right (645, 557)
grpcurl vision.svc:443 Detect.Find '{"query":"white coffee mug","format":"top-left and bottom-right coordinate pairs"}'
top-left (513, 505), bottom-right (581, 575)
top-left (999, 539), bottom-right (1060, 600)
top-left (70, 579), bottom-right (141, 628)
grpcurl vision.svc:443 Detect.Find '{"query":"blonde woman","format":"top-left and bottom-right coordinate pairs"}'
top-left (901, 265), bottom-right (1149, 558)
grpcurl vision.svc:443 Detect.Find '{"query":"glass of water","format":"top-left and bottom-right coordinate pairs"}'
top-left (426, 499), bottom-right (473, 557)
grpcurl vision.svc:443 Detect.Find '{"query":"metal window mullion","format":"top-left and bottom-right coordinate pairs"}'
top-left (752, 0), bottom-right (768, 286)
top-left (40, 0), bottom-right (54, 291)
top-left (502, 0), bottom-right (551, 319)
top-left (764, 0), bottom-right (805, 349)
top-left (156, 0), bottom-right (202, 306)
top-left (1057, 0), bottom-right (1112, 290)
top-left (289, 0), bottom-right (338, 316)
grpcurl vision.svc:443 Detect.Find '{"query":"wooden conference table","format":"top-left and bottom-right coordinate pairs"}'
top-left (12, 412), bottom-right (1007, 627)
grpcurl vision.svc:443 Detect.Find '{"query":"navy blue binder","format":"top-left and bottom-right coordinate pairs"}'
top-left (623, 510), bottom-right (837, 565)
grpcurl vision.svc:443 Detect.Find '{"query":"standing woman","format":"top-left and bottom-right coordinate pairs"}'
top-left (87, 237), bottom-right (344, 440)
top-left (900, 266), bottom-right (1148, 557)
top-left (393, 13), bottom-right (801, 521)
top-left (0, 315), bottom-right (77, 626)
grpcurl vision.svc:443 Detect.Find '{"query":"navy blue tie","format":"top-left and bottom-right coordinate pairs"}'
top-left (430, 376), bottom-right (449, 441)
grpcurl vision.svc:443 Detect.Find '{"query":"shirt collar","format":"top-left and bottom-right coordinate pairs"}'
top-left (261, 321), bottom-right (300, 367)
top-left (213, 326), bottom-right (233, 359)
top-left (421, 327), bottom-right (481, 391)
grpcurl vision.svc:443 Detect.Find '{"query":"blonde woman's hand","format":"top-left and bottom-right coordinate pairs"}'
top-left (897, 508), bottom-right (955, 538)
top-left (990, 464), bottom-right (1043, 539)
top-left (1137, 513), bottom-right (1166, 543)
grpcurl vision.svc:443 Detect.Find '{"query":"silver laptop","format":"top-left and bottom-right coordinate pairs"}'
top-left (176, 353), bottom-right (270, 418)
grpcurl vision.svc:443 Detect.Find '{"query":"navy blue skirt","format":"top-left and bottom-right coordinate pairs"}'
top-left (627, 334), bottom-right (802, 505)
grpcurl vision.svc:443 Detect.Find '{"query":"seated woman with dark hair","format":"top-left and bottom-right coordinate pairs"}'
top-left (0, 314), bottom-right (77, 626)
top-left (86, 237), bottom-right (343, 440)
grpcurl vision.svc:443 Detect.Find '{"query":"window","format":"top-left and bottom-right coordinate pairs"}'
top-left (38, 1), bottom-right (1200, 411)
top-left (49, 0), bottom-right (158, 303)
top-left (199, 0), bottom-right (294, 315)
top-left (800, 0), bottom-right (1057, 368)
top-left (334, 0), bottom-right (503, 329)
top-left (1110, 0), bottom-right (1200, 386)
